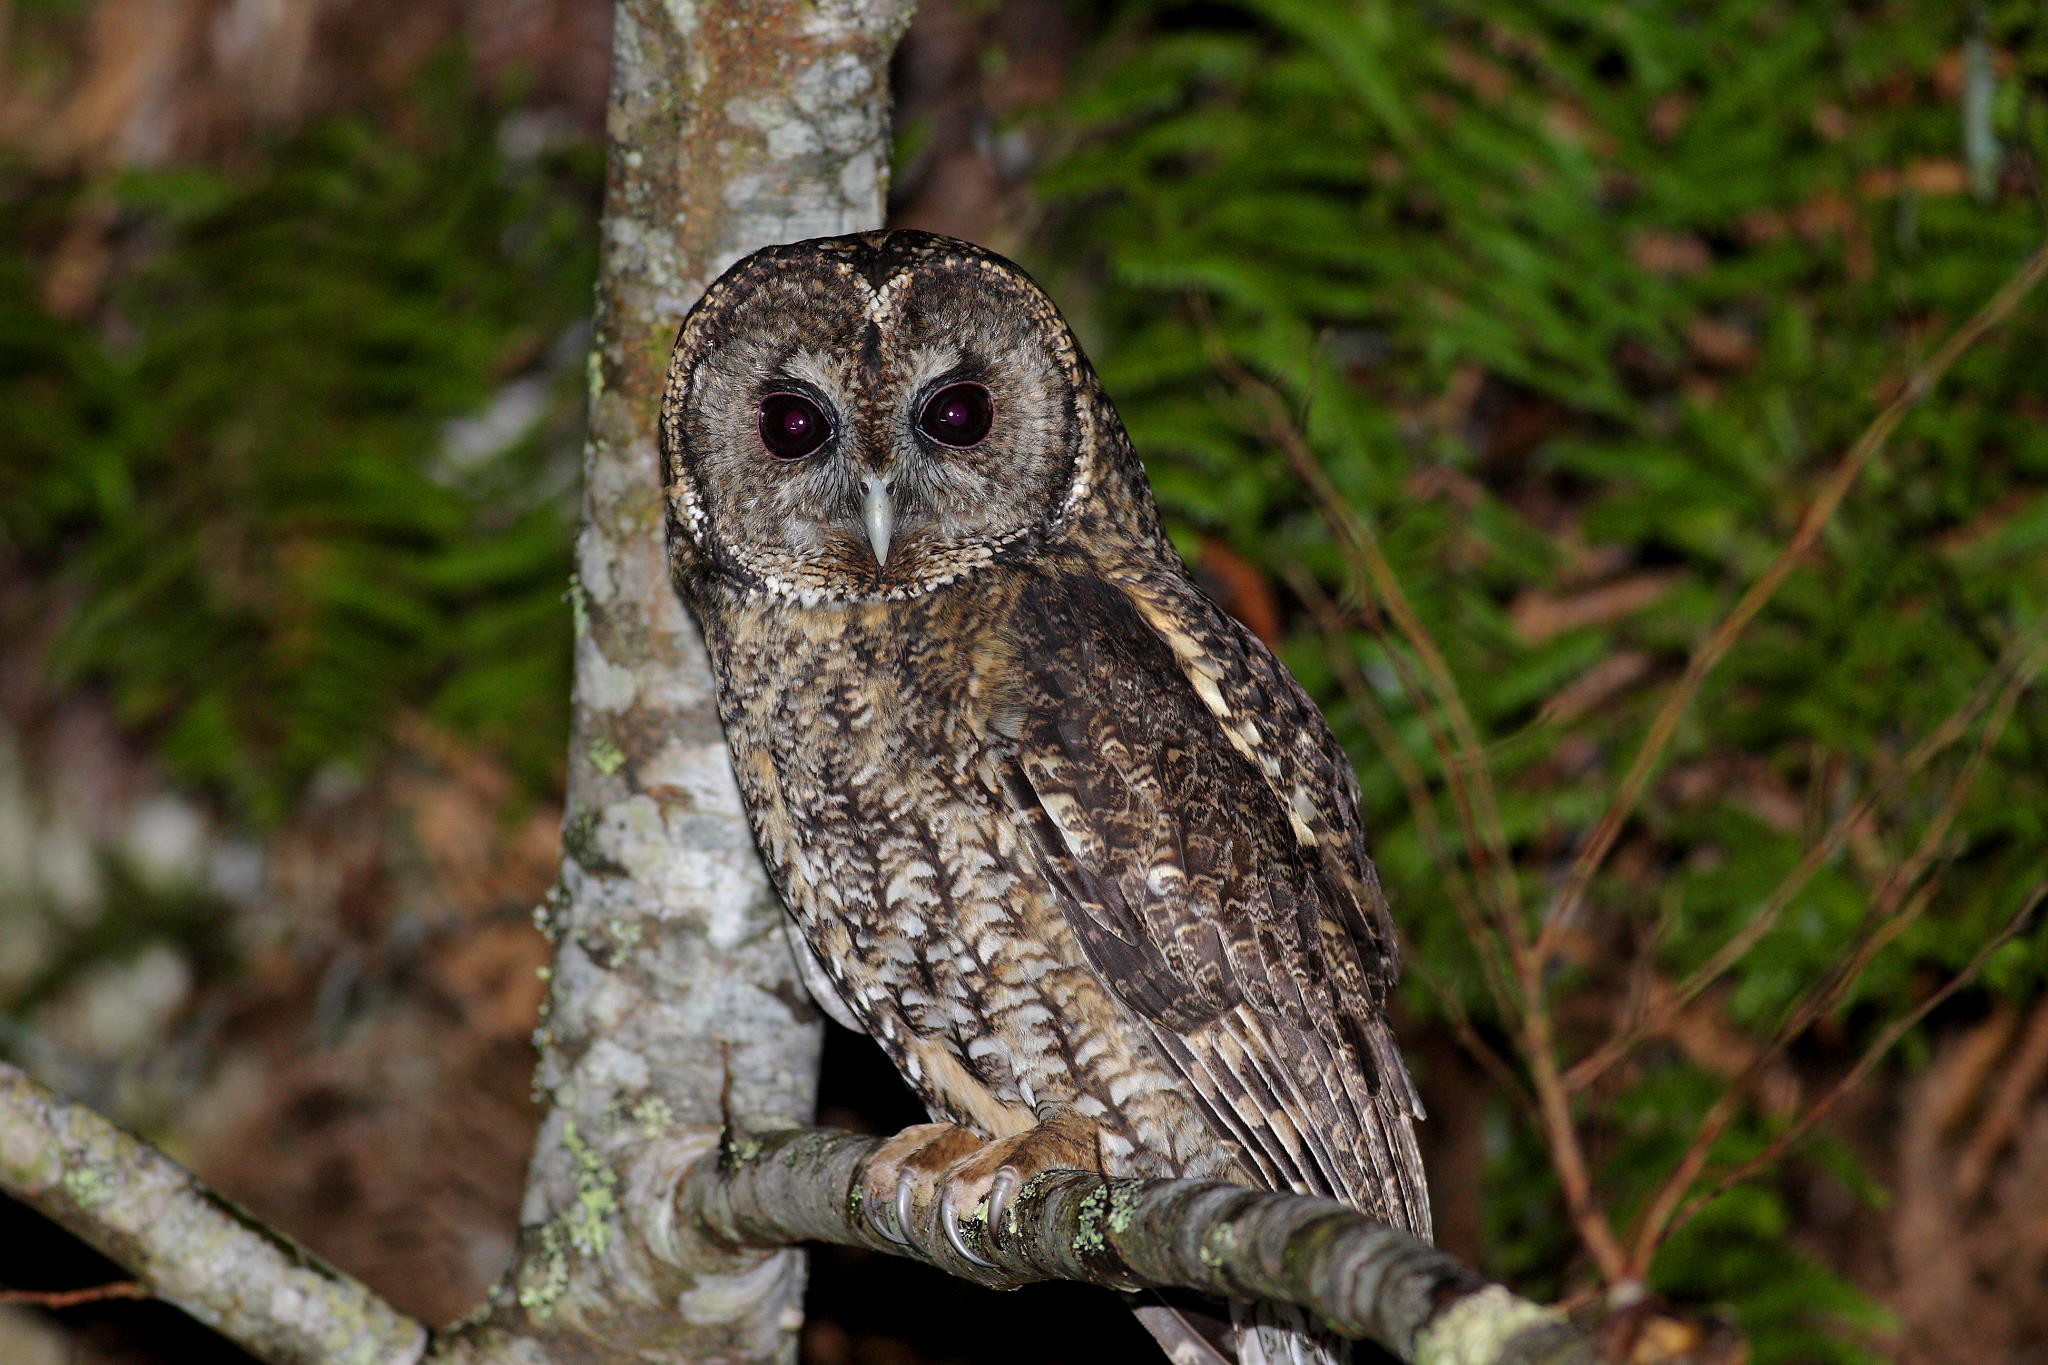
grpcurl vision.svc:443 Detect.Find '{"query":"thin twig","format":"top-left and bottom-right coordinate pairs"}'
top-left (1956, 996), bottom-right (2048, 1199)
top-left (1621, 859), bottom-right (1944, 1277)
top-left (1290, 567), bottom-right (1519, 1020)
top-left (0, 1281), bottom-right (151, 1309)
top-left (1565, 627), bottom-right (2047, 1091)
top-left (1519, 971), bottom-right (1631, 1281)
top-left (1659, 885), bottom-right (2043, 1247)
top-left (1197, 308), bottom-right (1526, 944)
top-left (1540, 237), bottom-right (2048, 963)
top-left (1410, 960), bottom-right (1541, 1118)
top-left (1201, 326), bottom-right (1632, 1280)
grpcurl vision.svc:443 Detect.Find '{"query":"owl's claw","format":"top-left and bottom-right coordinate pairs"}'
top-left (857, 1114), bottom-right (1100, 1272)
top-left (984, 1166), bottom-right (1022, 1240)
top-left (894, 1169), bottom-right (918, 1247)
top-left (940, 1193), bottom-right (995, 1267)
top-left (865, 1182), bottom-right (908, 1245)
top-left (940, 1164), bottom-right (1021, 1266)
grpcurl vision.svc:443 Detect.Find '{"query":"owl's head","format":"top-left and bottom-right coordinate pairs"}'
top-left (661, 230), bottom-right (1131, 602)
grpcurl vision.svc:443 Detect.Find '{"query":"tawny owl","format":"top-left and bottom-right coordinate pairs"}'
top-left (660, 230), bottom-right (1428, 1365)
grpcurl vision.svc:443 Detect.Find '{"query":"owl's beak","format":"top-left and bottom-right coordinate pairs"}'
top-left (861, 474), bottom-right (895, 567)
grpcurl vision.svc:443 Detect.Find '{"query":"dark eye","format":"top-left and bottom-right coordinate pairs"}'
top-left (917, 382), bottom-right (994, 448)
top-left (758, 392), bottom-right (831, 460)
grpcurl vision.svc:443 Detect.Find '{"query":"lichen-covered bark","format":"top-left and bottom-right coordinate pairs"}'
top-left (1, 1055), bottom-right (1590, 1365)
top-left (469, 3), bottom-right (917, 1363)
top-left (682, 1127), bottom-right (1593, 1365)
top-left (0, 1062), bottom-right (427, 1365)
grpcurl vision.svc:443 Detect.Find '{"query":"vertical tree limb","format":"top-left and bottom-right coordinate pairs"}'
top-left (464, 3), bottom-right (916, 1362)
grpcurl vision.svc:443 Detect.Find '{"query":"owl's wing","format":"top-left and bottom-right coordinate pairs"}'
top-left (999, 570), bottom-right (1430, 1235)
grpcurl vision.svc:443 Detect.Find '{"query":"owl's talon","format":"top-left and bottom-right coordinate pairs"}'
top-left (940, 1194), bottom-right (995, 1267)
top-left (865, 1188), bottom-right (908, 1245)
top-left (984, 1166), bottom-right (1022, 1242)
top-left (894, 1169), bottom-right (918, 1246)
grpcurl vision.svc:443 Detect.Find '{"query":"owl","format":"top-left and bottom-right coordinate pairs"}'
top-left (660, 230), bottom-right (1429, 1365)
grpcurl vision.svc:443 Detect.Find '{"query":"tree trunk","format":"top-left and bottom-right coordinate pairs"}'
top-left (472, 3), bottom-right (916, 1360)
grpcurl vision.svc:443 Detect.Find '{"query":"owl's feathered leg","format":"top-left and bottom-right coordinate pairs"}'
top-left (858, 1110), bottom-right (1103, 1263)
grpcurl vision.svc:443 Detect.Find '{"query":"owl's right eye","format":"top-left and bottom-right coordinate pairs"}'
top-left (758, 393), bottom-right (831, 460)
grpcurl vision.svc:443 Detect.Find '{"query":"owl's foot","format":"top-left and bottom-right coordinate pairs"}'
top-left (858, 1111), bottom-right (1102, 1271)
top-left (858, 1122), bottom-right (983, 1247)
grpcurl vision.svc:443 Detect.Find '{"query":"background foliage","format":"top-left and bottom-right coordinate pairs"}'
top-left (1033, 4), bottom-right (2048, 1360)
top-left (3, 68), bottom-right (595, 822)
top-left (3, 3), bottom-right (2046, 1363)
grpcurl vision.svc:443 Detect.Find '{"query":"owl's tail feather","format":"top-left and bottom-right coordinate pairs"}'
top-left (1129, 1297), bottom-right (1234, 1365)
top-left (1231, 1299), bottom-right (1348, 1365)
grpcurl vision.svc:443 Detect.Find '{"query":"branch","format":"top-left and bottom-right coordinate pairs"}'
top-left (0, 1061), bottom-right (427, 1365)
top-left (1653, 884), bottom-right (2043, 1251)
top-left (682, 1127), bottom-right (1595, 1365)
top-left (0, 1057), bottom-right (1601, 1365)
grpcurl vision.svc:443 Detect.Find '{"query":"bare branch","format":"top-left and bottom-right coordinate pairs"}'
top-left (0, 1061), bottom-right (427, 1365)
top-left (682, 1127), bottom-right (1595, 1365)
top-left (0, 1282), bottom-right (150, 1309)
top-left (1565, 624), bottom-right (2048, 1093)
top-left (1656, 885), bottom-right (2043, 1250)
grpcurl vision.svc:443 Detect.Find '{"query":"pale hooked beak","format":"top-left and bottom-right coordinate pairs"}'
top-left (861, 474), bottom-right (895, 567)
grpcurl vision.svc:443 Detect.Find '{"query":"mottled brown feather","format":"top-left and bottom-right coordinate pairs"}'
top-left (1000, 571), bottom-right (1429, 1233)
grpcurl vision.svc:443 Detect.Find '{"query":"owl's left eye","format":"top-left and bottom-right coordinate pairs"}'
top-left (759, 393), bottom-right (831, 460)
top-left (917, 382), bottom-right (994, 449)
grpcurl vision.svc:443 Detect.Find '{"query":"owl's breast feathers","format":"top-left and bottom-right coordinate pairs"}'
top-left (694, 557), bottom-right (1430, 1236)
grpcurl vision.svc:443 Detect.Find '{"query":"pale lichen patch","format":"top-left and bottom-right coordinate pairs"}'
top-left (61, 1163), bottom-right (112, 1211)
top-left (514, 1221), bottom-right (570, 1321)
top-left (561, 1120), bottom-right (620, 1257)
top-left (630, 1094), bottom-right (676, 1139)
top-left (588, 737), bottom-right (627, 776)
top-left (1072, 1184), bottom-right (1111, 1255)
top-left (1414, 1285), bottom-right (1573, 1365)
top-left (1104, 1179), bottom-right (1143, 1236)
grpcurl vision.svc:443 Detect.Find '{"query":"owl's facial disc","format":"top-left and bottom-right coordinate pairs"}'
top-left (666, 233), bottom-right (1089, 602)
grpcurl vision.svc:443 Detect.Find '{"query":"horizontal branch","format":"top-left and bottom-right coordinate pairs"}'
top-left (0, 1062), bottom-right (1594, 1365)
top-left (0, 1061), bottom-right (427, 1365)
top-left (682, 1128), bottom-right (1592, 1365)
